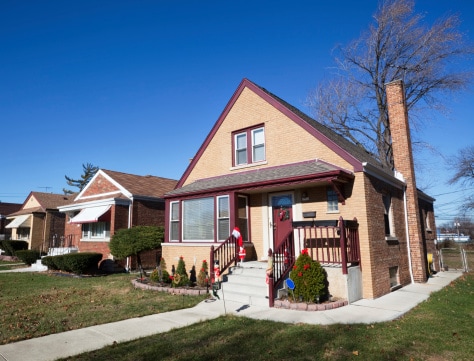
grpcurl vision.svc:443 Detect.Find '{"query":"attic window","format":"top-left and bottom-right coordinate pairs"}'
top-left (233, 125), bottom-right (266, 166)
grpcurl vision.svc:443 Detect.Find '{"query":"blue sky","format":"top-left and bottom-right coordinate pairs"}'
top-left (1, 0), bottom-right (473, 227)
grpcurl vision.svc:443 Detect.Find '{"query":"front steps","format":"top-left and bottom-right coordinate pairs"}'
top-left (217, 261), bottom-right (270, 307)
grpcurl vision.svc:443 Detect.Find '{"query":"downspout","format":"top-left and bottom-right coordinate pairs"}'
top-left (126, 198), bottom-right (133, 272)
top-left (403, 185), bottom-right (415, 284)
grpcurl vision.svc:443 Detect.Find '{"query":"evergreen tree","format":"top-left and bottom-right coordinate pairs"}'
top-left (63, 163), bottom-right (99, 194)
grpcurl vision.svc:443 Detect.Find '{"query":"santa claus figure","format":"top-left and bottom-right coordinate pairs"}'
top-left (233, 227), bottom-right (246, 265)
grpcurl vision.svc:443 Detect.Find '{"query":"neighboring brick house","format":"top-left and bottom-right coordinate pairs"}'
top-left (162, 78), bottom-right (437, 301)
top-left (0, 202), bottom-right (22, 241)
top-left (5, 193), bottom-right (72, 251)
top-left (57, 169), bottom-right (178, 270)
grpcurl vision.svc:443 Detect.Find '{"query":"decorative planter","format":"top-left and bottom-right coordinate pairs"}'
top-left (273, 298), bottom-right (348, 312)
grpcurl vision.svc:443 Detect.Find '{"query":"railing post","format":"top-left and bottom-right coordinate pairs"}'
top-left (339, 216), bottom-right (348, 275)
top-left (210, 245), bottom-right (215, 283)
top-left (269, 274), bottom-right (274, 307)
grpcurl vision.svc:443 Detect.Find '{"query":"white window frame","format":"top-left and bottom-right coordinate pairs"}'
top-left (251, 127), bottom-right (265, 163)
top-left (233, 126), bottom-right (265, 166)
top-left (327, 188), bottom-right (339, 213)
top-left (217, 195), bottom-right (230, 241)
top-left (182, 197), bottom-right (215, 242)
top-left (81, 222), bottom-right (110, 241)
top-left (383, 194), bottom-right (394, 237)
top-left (170, 201), bottom-right (180, 241)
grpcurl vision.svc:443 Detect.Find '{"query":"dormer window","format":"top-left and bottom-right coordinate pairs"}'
top-left (233, 126), bottom-right (266, 166)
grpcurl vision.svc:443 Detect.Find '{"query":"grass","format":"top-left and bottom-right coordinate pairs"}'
top-left (0, 272), bottom-right (208, 344)
top-left (0, 260), bottom-right (27, 271)
top-left (61, 273), bottom-right (474, 361)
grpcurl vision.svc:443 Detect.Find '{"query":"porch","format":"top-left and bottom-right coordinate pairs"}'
top-left (211, 216), bottom-right (362, 307)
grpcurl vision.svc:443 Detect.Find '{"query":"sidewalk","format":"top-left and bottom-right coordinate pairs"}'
top-left (0, 271), bottom-right (462, 361)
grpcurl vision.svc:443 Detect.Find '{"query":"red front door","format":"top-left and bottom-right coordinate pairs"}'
top-left (272, 194), bottom-right (293, 248)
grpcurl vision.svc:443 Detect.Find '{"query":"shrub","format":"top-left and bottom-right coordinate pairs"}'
top-left (63, 253), bottom-right (102, 274)
top-left (289, 249), bottom-right (329, 303)
top-left (197, 260), bottom-right (209, 287)
top-left (0, 240), bottom-right (28, 256)
top-left (41, 253), bottom-right (102, 274)
top-left (15, 250), bottom-right (42, 265)
top-left (173, 256), bottom-right (189, 287)
top-left (150, 268), bottom-right (160, 282)
top-left (160, 257), bottom-right (171, 283)
top-left (41, 256), bottom-right (59, 270)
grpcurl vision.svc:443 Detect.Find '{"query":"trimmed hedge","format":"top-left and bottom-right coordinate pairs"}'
top-left (15, 250), bottom-right (43, 265)
top-left (41, 252), bottom-right (103, 274)
top-left (0, 240), bottom-right (28, 256)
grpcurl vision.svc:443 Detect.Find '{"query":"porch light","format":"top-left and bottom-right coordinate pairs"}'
top-left (301, 191), bottom-right (309, 201)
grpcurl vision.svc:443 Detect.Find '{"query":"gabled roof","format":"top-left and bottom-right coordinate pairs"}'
top-left (101, 169), bottom-right (178, 199)
top-left (166, 159), bottom-right (354, 197)
top-left (71, 169), bottom-right (178, 205)
top-left (176, 78), bottom-right (391, 189)
top-left (8, 192), bottom-right (74, 217)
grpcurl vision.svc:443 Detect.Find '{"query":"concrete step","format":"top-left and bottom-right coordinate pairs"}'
top-left (218, 261), bottom-right (269, 307)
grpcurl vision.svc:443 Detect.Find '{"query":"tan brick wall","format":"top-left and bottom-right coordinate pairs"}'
top-left (161, 243), bottom-right (214, 275)
top-left (184, 87), bottom-right (353, 185)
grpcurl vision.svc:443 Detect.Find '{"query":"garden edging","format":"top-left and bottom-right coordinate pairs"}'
top-left (132, 279), bottom-right (208, 295)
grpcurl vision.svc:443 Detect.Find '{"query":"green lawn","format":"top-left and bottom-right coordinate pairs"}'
top-left (0, 272), bottom-right (208, 344)
top-left (61, 273), bottom-right (474, 361)
top-left (2, 270), bottom-right (473, 360)
top-left (0, 260), bottom-right (27, 271)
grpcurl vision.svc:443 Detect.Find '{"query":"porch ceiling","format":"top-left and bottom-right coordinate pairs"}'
top-left (165, 159), bottom-right (354, 197)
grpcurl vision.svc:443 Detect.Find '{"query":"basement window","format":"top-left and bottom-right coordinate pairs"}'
top-left (389, 266), bottom-right (400, 290)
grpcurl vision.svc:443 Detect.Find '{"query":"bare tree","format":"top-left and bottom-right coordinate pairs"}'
top-left (308, 0), bottom-right (473, 168)
top-left (448, 146), bottom-right (474, 210)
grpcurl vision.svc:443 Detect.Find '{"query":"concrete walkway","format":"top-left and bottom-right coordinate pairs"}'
top-left (0, 271), bottom-right (462, 361)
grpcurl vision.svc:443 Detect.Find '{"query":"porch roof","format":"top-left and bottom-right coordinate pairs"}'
top-left (69, 205), bottom-right (111, 224)
top-left (5, 214), bottom-right (31, 228)
top-left (165, 159), bottom-right (353, 197)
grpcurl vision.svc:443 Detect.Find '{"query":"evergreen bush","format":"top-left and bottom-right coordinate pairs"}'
top-left (15, 250), bottom-right (42, 265)
top-left (0, 240), bottom-right (28, 256)
top-left (173, 256), bottom-right (189, 287)
top-left (289, 249), bottom-right (329, 303)
top-left (197, 259), bottom-right (209, 287)
top-left (160, 257), bottom-right (171, 283)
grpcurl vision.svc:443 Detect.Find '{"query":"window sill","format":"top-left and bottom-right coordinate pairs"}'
top-left (230, 161), bottom-right (267, 171)
top-left (385, 236), bottom-right (399, 245)
top-left (326, 211), bottom-right (340, 214)
top-left (80, 238), bottom-right (110, 242)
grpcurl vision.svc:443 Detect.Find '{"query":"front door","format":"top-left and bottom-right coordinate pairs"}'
top-left (271, 194), bottom-right (293, 248)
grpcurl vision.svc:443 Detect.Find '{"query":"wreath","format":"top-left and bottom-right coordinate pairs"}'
top-left (172, 273), bottom-right (181, 285)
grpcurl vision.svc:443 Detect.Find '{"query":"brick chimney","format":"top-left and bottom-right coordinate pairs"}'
top-left (385, 80), bottom-right (427, 282)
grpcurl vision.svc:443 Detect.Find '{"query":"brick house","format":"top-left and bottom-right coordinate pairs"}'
top-left (57, 169), bottom-right (177, 270)
top-left (5, 192), bottom-right (72, 251)
top-left (0, 202), bottom-right (22, 241)
top-left (162, 78), bottom-right (437, 301)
